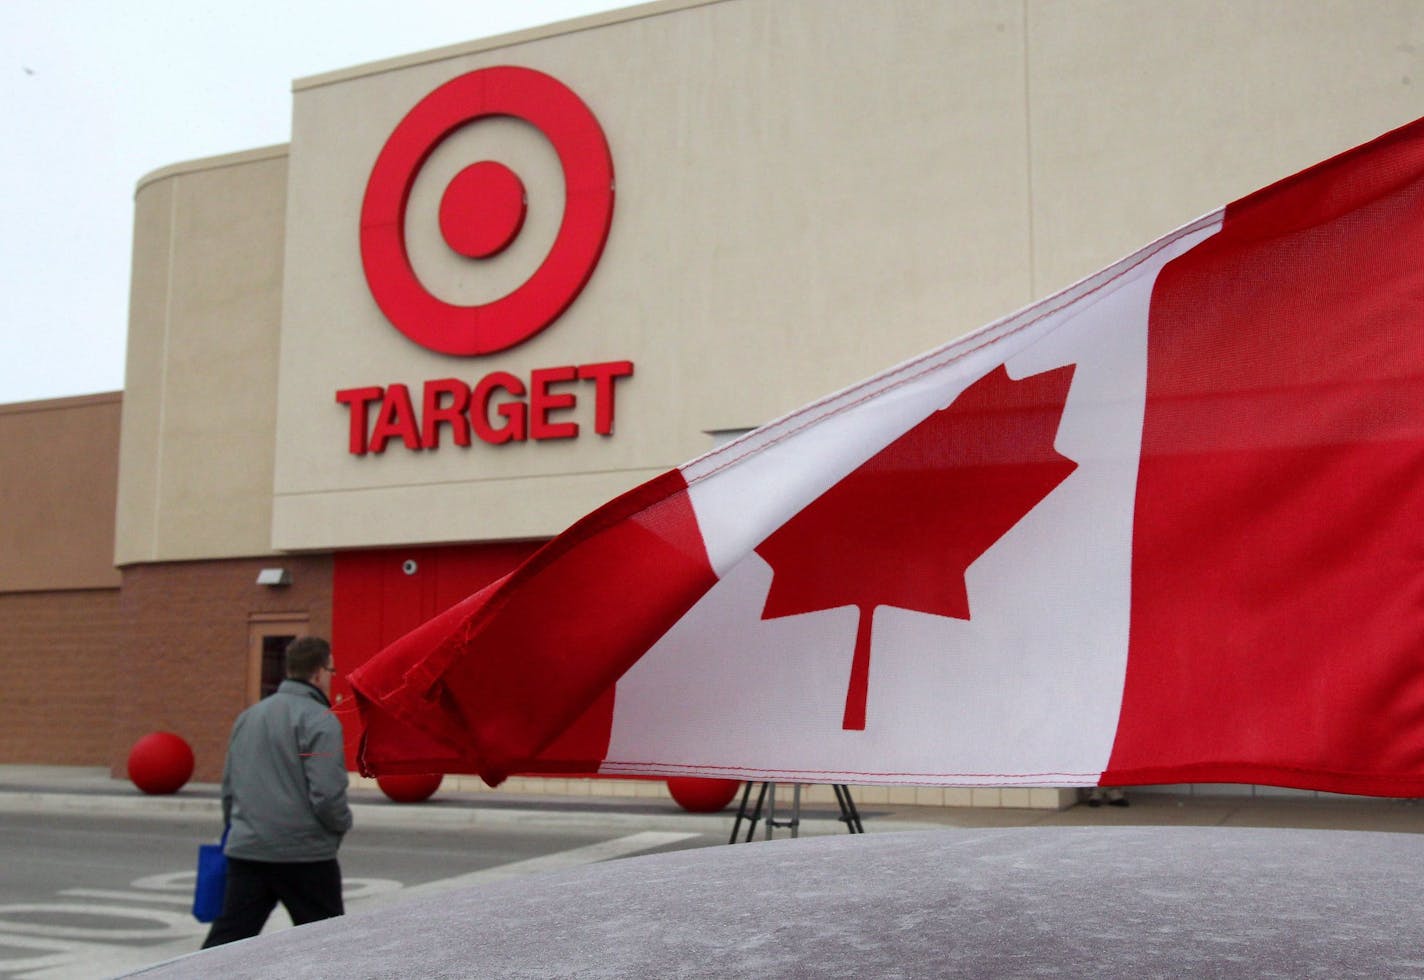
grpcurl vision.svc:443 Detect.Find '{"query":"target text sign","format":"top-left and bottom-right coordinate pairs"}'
top-left (337, 360), bottom-right (634, 454)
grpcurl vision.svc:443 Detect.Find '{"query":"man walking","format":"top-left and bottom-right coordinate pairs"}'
top-left (202, 636), bottom-right (353, 947)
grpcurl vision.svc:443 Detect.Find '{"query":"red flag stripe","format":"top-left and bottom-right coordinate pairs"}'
top-left (1110, 117), bottom-right (1424, 794)
top-left (351, 469), bottom-right (717, 783)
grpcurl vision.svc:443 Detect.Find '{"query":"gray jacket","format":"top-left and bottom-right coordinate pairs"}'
top-left (221, 679), bottom-right (353, 862)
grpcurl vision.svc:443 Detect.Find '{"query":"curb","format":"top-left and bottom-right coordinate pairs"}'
top-left (0, 789), bottom-right (899, 837)
top-left (0, 790), bottom-right (223, 819)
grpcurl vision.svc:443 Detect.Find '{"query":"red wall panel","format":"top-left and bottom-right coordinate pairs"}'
top-left (332, 541), bottom-right (543, 767)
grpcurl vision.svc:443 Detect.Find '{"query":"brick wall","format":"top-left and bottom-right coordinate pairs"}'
top-left (113, 556), bottom-right (333, 782)
top-left (0, 588), bottom-right (122, 764)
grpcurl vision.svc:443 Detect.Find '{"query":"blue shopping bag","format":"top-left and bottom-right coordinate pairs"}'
top-left (192, 826), bottom-right (229, 923)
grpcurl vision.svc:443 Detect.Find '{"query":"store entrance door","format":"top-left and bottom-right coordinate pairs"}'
top-left (246, 612), bottom-right (310, 704)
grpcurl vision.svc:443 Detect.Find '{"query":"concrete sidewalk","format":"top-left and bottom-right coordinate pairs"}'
top-left (2, 765), bottom-right (1422, 837)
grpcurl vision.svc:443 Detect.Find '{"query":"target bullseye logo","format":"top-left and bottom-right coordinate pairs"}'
top-left (360, 66), bottom-right (614, 356)
top-left (439, 161), bottom-right (527, 259)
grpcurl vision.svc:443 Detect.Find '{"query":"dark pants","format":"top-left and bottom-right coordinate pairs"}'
top-left (201, 856), bottom-right (343, 948)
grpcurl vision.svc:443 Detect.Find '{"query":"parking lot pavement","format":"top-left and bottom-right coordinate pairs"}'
top-left (1, 766), bottom-right (1421, 977)
top-left (0, 808), bottom-right (713, 979)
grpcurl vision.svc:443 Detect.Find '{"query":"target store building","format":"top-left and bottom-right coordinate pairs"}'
top-left (3, 0), bottom-right (1420, 804)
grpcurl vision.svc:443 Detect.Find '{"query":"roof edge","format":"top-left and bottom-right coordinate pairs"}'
top-left (135, 143), bottom-right (289, 196)
top-left (292, 0), bottom-right (726, 92)
top-left (0, 390), bottom-right (122, 416)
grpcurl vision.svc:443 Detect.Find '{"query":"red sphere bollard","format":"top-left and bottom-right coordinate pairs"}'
top-left (377, 772), bottom-right (443, 803)
top-left (127, 731), bottom-right (195, 795)
top-left (667, 777), bottom-right (741, 812)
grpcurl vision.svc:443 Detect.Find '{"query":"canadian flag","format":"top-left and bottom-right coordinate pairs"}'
top-left (352, 116), bottom-right (1424, 795)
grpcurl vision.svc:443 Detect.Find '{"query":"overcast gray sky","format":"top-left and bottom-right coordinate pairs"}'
top-left (0, 0), bottom-right (626, 405)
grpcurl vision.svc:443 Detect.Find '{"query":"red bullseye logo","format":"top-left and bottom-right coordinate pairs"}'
top-left (360, 66), bottom-right (614, 356)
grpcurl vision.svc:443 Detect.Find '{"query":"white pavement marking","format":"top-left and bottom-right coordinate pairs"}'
top-left (128, 872), bottom-right (196, 893)
top-left (59, 890), bottom-right (192, 907)
top-left (0, 904), bottom-right (197, 941)
top-left (0, 935), bottom-right (100, 974)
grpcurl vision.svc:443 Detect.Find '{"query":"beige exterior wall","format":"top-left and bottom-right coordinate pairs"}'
top-left (0, 393), bottom-right (122, 592)
top-left (269, 0), bottom-right (1422, 553)
top-left (115, 146), bottom-right (290, 566)
top-left (108, 0), bottom-right (1423, 560)
top-left (1025, 0), bottom-right (1424, 297)
top-left (273, 0), bottom-right (1035, 551)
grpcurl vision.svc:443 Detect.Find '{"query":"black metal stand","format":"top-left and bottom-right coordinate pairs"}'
top-left (832, 783), bottom-right (865, 834)
top-left (728, 782), bottom-right (864, 844)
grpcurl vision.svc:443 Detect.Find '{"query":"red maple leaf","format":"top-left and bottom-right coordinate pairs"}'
top-left (754, 364), bottom-right (1078, 730)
